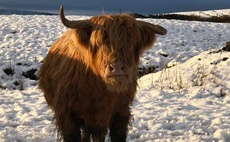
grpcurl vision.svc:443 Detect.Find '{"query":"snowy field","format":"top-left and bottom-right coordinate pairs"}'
top-left (0, 9), bottom-right (230, 141)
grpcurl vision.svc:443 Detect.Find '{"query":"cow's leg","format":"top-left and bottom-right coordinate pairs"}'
top-left (90, 127), bottom-right (107, 142)
top-left (55, 113), bottom-right (83, 142)
top-left (62, 119), bottom-right (82, 142)
top-left (63, 129), bottom-right (81, 142)
top-left (81, 126), bottom-right (91, 142)
top-left (109, 108), bottom-right (131, 142)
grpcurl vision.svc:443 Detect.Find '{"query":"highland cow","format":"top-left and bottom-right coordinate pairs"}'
top-left (39, 5), bottom-right (167, 142)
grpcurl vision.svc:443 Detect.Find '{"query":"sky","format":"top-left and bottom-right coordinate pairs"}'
top-left (0, 0), bottom-right (230, 15)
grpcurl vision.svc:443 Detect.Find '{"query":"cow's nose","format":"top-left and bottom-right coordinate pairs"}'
top-left (108, 62), bottom-right (124, 72)
top-left (106, 61), bottom-right (125, 76)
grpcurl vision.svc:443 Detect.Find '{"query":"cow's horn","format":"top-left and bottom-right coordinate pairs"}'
top-left (152, 24), bottom-right (167, 35)
top-left (138, 21), bottom-right (167, 35)
top-left (60, 5), bottom-right (87, 28)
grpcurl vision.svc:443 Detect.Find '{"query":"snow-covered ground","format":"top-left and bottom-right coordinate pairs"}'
top-left (0, 9), bottom-right (230, 141)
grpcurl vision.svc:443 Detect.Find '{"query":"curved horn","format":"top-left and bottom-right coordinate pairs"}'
top-left (138, 21), bottom-right (167, 35)
top-left (153, 24), bottom-right (167, 35)
top-left (60, 5), bottom-right (89, 28)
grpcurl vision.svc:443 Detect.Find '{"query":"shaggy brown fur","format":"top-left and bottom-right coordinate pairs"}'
top-left (39, 6), bottom-right (166, 142)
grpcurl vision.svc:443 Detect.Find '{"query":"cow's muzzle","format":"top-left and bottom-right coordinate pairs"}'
top-left (105, 61), bottom-right (125, 77)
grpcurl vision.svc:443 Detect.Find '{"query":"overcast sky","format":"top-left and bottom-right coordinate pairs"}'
top-left (0, 0), bottom-right (230, 15)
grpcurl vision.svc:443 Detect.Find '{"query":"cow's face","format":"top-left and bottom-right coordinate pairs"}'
top-left (88, 16), bottom-right (142, 92)
top-left (60, 6), bottom-right (167, 92)
top-left (93, 45), bottom-right (137, 92)
top-left (90, 17), bottom-right (140, 91)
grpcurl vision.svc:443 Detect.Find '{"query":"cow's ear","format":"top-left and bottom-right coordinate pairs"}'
top-left (138, 21), bottom-right (167, 54)
top-left (72, 21), bottom-right (92, 47)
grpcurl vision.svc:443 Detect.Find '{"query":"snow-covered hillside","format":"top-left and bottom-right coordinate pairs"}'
top-left (0, 9), bottom-right (56, 15)
top-left (173, 9), bottom-right (230, 18)
top-left (0, 9), bottom-right (230, 141)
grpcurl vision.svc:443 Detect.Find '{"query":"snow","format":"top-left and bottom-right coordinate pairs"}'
top-left (0, 9), bottom-right (230, 141)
